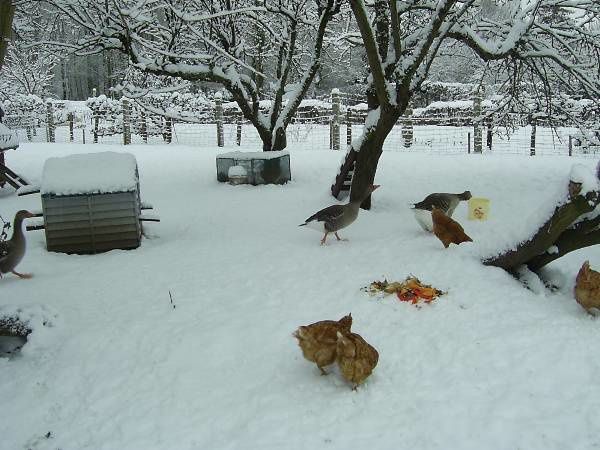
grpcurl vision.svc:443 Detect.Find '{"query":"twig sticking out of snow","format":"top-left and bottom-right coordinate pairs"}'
top-left (168, 291), bottom-right (176, 310)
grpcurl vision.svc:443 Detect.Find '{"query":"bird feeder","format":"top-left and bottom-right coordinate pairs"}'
top-left (38, 151), bottom-right (155, 254)
top-left (216, 150), bottom-right (291, 185)
top-left (468, 197), bottom-right (490, 221)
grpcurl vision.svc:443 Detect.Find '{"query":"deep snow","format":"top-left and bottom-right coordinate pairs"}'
top-left (1, 142), bottom-right (599, 450)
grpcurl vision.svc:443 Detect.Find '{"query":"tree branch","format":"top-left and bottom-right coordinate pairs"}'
top-left (347, 0), bottom-right (390, 107)
top-left (484, 187), bottom-right (600, 271)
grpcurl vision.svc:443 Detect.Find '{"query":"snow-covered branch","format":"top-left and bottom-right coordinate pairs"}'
top-left (40, 0), bottom-right (340, 150)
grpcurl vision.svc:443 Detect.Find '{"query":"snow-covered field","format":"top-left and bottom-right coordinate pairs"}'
top-left (1, 142), bottom-right (599, 449)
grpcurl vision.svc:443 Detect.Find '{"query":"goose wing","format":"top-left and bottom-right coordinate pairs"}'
top-left (304, 204), bottom-right (345, 225)
top-left (0, 239), bottom-right (13, 263)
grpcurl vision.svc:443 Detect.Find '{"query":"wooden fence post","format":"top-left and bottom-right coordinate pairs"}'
top-left (331, 88), bottom-right (341, 150)
top-left (486, 115), bottom-right (493, 150)
top-left (46, 101), bottom-right (55, 143)
top-left (93, 112), bottom-right (99, 143)
top-left (30, 107), bottom-right (37, 137)
top-left (401, 105), bottom-right (413, 148)
top-left (346, 109), bottom-right (352, 146)
top-left (568, 135), bottom-right (572, 156)
top-left (215, 92), bottom-right (224, 147)
top-left (122, 98), bottom-right (131, 145)
top-left (236, 113), bottom-right (242, 146)
top-left (472, 89), bottom-right (482, 153)
top-left (164, 116), bottom-right (173, 144)
top-left (68, 112), bottom-right (74, 142)
top-left (529, 116), bottom-right (537, 156)
top-left (26, 113), bottom-right (32, 141)
top-left (468, 132), bottom-right (471, 154)
top-left (140, 110), bottom-right (148, 144)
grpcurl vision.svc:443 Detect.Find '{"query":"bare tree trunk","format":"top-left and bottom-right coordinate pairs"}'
top-left (350, 108), bottom-right (401, 209)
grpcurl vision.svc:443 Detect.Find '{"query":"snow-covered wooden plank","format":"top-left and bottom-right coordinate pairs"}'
top-left (17, 185), bottom-right (40, 196)
top-left (139, 213), bottom-right (160, 222)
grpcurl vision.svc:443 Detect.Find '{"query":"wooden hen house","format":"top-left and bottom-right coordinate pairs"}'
top-left (40, 152), bottom-right (145, 254)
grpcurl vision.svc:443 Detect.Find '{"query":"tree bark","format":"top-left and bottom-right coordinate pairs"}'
top-left (350, 107), bottom-right (402, 208)
top-left (0, 0), bottom-right (15, 71)
top-left (484, 180), bottom-right (600, 273)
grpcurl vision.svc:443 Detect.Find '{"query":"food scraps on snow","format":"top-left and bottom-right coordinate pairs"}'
top-left (364, 276), bottom-right (445, 305)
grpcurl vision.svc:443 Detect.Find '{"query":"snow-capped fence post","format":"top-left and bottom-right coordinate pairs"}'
top-left (236, 113), bottom-right (242, 146)
top-left (472, 89), bottom-right (482, 153)
top-left (468, 132), bottom-right (471, 153)
top-left (331, 89), bottom-right (341, 150)
top-left (215, 92), bottom-right (224, 147)
top-left (346, 109), bottom-right (352, 146)
top-left (122, 98), bottom-right (131, 145)
top-left (68, 112), bottom-right (74, 142)
top-left (529, 116), bottom-right (537, 156)
top-left (401, 105), bottom-right (413, 148)
top-left (45, 101), bottom-right (55, 143)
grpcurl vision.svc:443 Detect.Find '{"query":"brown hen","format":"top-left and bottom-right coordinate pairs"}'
top-left (294, 314), bottom-right (352, 375)
top-left (431, 206), bottom-right (473, 248)
top-left (336, 331), bottom-right (379, 389)
top-left (575, 261), bottom-right (600, 315)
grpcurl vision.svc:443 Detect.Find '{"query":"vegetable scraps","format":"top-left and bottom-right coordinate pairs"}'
top-left (365, 276), bottom-right (445, 305)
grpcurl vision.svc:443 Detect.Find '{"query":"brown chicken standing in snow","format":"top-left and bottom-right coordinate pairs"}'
top-left (294, 314), bottom-right (352, 375)
top-left (336, 331), bottom-right (379, 389)
top-left (574, 261), bottom-right (600, 315)
top-left (431, 206), bottom-right (473, 248)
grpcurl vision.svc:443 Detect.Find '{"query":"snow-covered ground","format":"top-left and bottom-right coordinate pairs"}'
top-left (1, 142), bottom-right (599, 449)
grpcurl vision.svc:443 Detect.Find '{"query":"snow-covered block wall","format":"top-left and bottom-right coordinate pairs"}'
top-left (40, 152), bottom-right (142, 254)
top-left (216, 150), bottom-right (291, 185)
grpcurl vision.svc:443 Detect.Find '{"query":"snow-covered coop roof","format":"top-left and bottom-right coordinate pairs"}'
top-left (217, 150), bottom-right (289, 160)
top-left (0, 123), bottom-right (19, 151)
top-left (41, 152), bottom-right (138, 196)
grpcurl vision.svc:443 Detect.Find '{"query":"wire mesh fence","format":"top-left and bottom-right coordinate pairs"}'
top-left (3, 92), bottom-right (599, 157)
